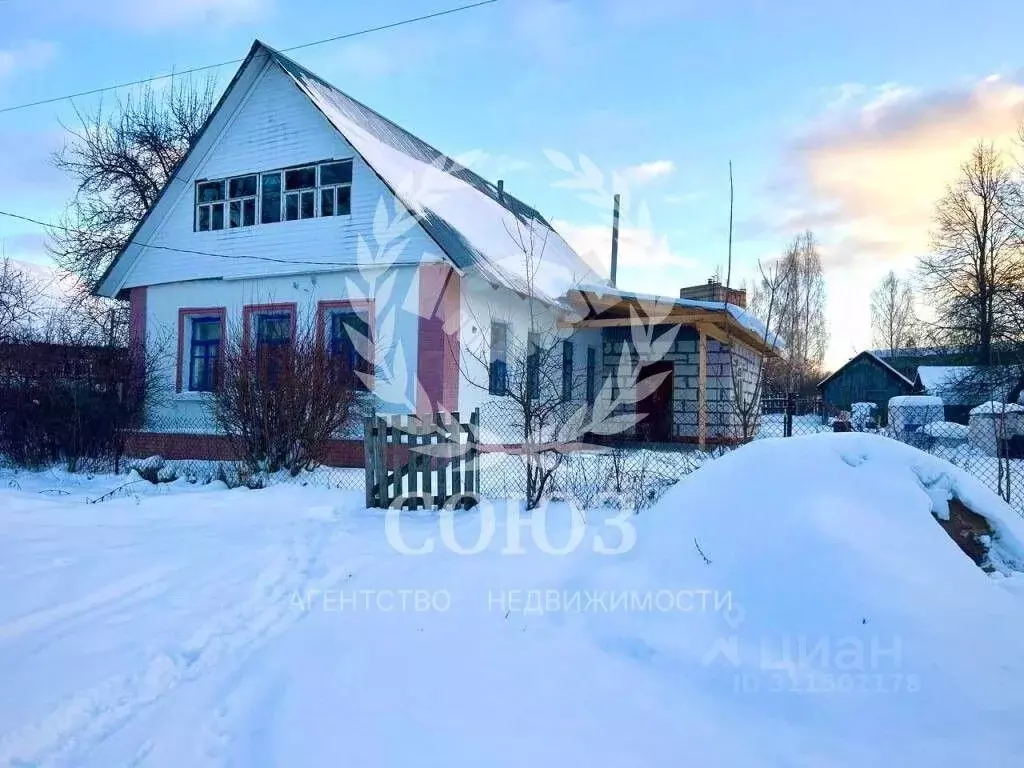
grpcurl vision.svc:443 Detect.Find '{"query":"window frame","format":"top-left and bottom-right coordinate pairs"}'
top-left (242, 303), bottom-right (297, 350)
top-left (242, 303), bottom-right (297, 389)
top-left (176, 307), bottom-right (226, 393)
top-left (316, 300), bottom-right (375, 391)
top-left (318, 160), bottom-right (354, 218)
top-left (227, 174), bottom-right (258, 229)
top-left (197, 159), bottom-right (355, 231)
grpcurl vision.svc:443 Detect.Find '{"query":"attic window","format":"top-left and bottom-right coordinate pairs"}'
top-left (284, 166), bottom-right (316, 221)
top-left (197, 175), bottom-right (258, 231)
top-left (319, 160), bottom-right (353, 217)
top-left (196, 159), bottom-right (354, 231)
top-left (228, 175), bottom-right (257, 228)
top-left (196, 180), bottom-right (225, 231)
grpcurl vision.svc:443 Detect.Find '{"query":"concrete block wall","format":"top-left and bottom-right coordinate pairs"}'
top-left (599, 326), bottom-right (763, 440)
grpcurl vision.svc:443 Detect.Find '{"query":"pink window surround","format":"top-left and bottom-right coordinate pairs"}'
top-left (176, 307), bottom-right (227, 392)
top-left (129, 287), bottom-right (147, 358)
top-left (316, 299), bottom-right (376, 389)
top-left (417, 264), bottom-right (461, 414)
top-left (241, 302), bottom-right (298, 348)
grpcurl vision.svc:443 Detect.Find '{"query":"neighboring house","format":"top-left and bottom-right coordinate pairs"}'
top-left (97, 40), bottom-right (779, 464)
top-left (817, 351), bottom-right (914, 419)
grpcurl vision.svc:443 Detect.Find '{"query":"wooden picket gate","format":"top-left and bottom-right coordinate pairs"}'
top-left (364, 409), bottom-right (480, 509)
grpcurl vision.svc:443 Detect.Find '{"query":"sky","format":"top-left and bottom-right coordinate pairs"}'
top-left (3, 0), bottom-right (1024, 369)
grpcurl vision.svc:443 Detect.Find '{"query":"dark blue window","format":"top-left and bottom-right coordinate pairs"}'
top-left (189, 317), bottom-right (221, 391)
top-left (329, 310), bottom-right (372, 390)
top-left (562, 341), bottom-right (574, 402)
top-left (489, 322), bottom-right (508, 395)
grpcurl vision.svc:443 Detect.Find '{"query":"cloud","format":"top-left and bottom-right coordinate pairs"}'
top-left (0, 128), bottom-right (71, 203)
top-left (553, 218), bottom-right (697, 277)
top-left (622, 159), bottom-right (676, 185)
top-left (87, 0), bottom-right (267, 29)
top-left (778, 75), bottom-right (1024, 268)
top-left (0, 41), bottom-right (57, 80)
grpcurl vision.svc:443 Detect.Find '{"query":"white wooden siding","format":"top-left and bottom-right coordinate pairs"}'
top-left (119, 60), bottom-right (444, 291)
top-left (144, 267), bottom-right (422, 434)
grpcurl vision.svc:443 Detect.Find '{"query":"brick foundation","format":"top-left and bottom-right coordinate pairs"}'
top-left (126, 432), bottom-right (367, 468)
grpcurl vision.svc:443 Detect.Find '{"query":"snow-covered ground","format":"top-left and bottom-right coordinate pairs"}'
top-left (1, 433), bottom-right (1023, 766)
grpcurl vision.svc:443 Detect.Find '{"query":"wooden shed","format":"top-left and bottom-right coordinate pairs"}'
top-left (817, 351), bottom-right (914, 423)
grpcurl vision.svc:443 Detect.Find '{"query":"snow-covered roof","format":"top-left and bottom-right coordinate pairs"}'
top-left (916, 365), bottom-right (1017, 405)
top-left (922, 421), bottom-right (969, 438)
top-left (970, 401), bottom-right (1024, 415)
top-left (916, 366), bottom-right (976, 392)
top-left (269, 45), bottom-right (607, 303)
top-left (871, 346), bottom-right (964, 359)
top-left (889, 395), bottom-right (943, 408)
top-left (574, 283), bottom-right (783, 350)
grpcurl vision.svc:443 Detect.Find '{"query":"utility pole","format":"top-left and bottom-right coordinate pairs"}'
top-left (610, 193), bottom-right (620, 287)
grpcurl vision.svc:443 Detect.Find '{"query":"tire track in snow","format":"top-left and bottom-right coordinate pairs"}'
top-left (0, 518), bottom-right (360, 768)
top-left (0, 567), bottom-right (173, 643)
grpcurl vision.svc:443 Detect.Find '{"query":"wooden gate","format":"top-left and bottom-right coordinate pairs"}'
top-left (364, 410), bottom-right (480, 509)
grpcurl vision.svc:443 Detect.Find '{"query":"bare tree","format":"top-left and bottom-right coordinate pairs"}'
top-left (460, 221), bottom-right (590, 509)
top-left (728, 259), bottom-right (786, 440)
top-left (0, 256), bottom-right (39, 342)
top-left (762, 231), bottom-right (828, 394)
top-left (48, 77), bottom-right (217, 290)
top-left (919, 142), bottom-right (1021, 364)
top-left (870, 270), bottom-right (918, 355)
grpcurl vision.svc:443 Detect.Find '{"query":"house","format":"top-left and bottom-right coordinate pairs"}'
top-left (817, 351), bottom-right (914, 420)
top-left (96, 40), bottom-right (779, 465)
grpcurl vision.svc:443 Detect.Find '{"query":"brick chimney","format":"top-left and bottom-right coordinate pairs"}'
top-left (679, 278), bottom-right (747, 307)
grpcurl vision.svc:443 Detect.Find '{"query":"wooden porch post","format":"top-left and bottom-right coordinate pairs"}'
top-left (698, 327), bottom-right (708, 449)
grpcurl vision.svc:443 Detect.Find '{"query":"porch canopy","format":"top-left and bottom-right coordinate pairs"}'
top-left (561, 285), bottom-right (781, 449)
top-left (562, 284), bottom-right (782, 357)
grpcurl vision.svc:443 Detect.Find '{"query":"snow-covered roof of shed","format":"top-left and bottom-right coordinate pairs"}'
top-left (916, 366), bottom-right (976, 392)
top-left (888, 395), bottom-right (944, 408)
top-left (574, 283), bottom-right (783, 350)
top-left (268, 44), bottom-right (607, 302)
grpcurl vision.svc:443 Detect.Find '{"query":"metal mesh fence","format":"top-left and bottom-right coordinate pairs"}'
top-left (7, 389), bottom-right (1024, 517)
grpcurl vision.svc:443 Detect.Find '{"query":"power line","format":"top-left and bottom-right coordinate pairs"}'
top-left (0, 0), bottom-right (500, 115)
top-left (0, 208), bottom-right (391, 269)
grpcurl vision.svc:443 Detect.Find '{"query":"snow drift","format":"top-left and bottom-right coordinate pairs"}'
top-left (1, 433), bottom-right (1023, 766)
top-left (574, 432), bottom-right (1024, 765)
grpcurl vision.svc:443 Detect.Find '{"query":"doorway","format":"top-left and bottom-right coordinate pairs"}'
top-left (637, 361), bottom-right (674, 442)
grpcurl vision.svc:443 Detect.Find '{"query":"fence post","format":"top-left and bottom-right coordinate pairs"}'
top-left (364, 415), bottom-right (376, 508)
top-left (784, 392), bottom-right (796, 438)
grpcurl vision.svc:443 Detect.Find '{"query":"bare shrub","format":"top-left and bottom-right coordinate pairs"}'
top-left (0, 339), bottom-right (155, 472)
top-left (210, 323), bottom-right (363, 476)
